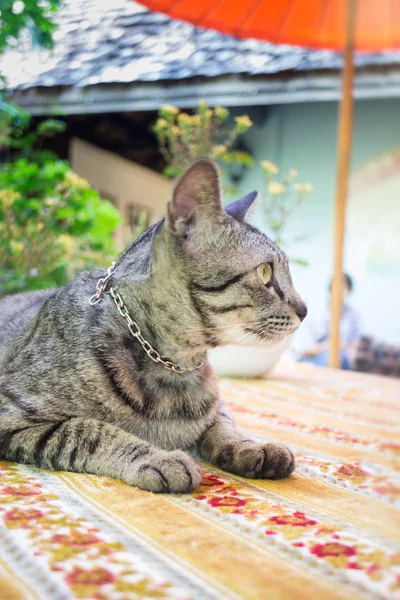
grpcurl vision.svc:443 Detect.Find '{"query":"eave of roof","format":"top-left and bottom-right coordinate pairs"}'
top-left (10, 67), bottom-right (400, 116)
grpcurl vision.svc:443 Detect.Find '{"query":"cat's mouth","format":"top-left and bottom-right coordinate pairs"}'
top-left (243, 314), bottom-right (300, 343)
top-left (243, 326), bottom-right (295, 345)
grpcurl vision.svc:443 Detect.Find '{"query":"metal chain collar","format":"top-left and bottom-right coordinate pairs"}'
top-left (89, 261), bottom-right (204, 375)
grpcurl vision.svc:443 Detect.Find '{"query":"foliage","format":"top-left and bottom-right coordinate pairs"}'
top-left (0, 118), bottom-right (121, 296)
top-left (0, 0), bottom-right (60, 54)
top-left (0, 0), bottom-right (60, 125)
top-left (260, 161), bottom-right (313, 266)
top-left (0, 1), bottom-right (121, 296)
top-left (153, 100), bottom-right (254, 190)
top-left (154, 100), bottom-right (312, 266)
top-left (0, 0), bottom-right (61, 157)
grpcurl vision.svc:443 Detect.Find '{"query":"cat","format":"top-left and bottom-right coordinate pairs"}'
top-left (0, 159), bottom-right (307, 493)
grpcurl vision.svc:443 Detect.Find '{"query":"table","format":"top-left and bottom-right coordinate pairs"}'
top-left (1, 364), bottom-right (399, 600)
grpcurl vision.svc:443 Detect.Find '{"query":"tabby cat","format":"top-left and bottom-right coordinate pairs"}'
top-left (0, 159), bottom-right (307, 493)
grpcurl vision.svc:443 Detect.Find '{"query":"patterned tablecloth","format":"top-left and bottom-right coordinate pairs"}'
top-left (1, 364), bottom-right (399, 600)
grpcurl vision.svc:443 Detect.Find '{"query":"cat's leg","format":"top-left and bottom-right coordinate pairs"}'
top-left (197, 409), bottom-right (295, 479)
top-left (0, 417), bottom-right (202, 493)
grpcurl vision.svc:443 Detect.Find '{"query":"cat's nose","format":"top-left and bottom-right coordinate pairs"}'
top-left (289, 293), bottom-right (308, 322)
top-left (295, 302), bottom-right (308, 321)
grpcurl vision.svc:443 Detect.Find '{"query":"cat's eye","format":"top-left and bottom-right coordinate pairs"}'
top-left (257, 262), bottom-right (272, 285)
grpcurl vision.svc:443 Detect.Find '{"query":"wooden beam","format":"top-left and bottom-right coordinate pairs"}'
top-left (329, 0), bottom-right (358, 368)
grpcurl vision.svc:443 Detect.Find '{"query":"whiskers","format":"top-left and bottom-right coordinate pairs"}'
top-left (161, 309), bottom-right (294, 353)
top-left (206, 319), bottom-right (283, 347)
top-left (241, 318), bottom-right (295, 347)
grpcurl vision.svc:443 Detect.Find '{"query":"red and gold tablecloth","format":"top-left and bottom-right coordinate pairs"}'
top-left (1, 364), bottom-right (399, 600)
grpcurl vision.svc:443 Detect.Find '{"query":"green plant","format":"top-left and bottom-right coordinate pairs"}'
top-left (0, 0), bottom-right (60, 54)
top-left (260, 160), bottom-right (312, 266)
top-left (153, 100), bottom-right (254, 190)
top-left (0, 119), bottom-right (121, 296)
top-left (153, 100), bottom-right (311, 263)
top-left (0, 1), bottom-right (120, 295)
top-left (0, 0), bottom-right (61, 140)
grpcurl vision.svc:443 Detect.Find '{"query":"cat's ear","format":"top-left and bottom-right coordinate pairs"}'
top-left (167, 159), bottom-right (222, 236)
top-left (224, 191), bottom-right (258, 222)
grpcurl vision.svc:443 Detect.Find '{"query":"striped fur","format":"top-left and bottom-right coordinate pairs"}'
top-left (0, 160), bottom-right (305, 492)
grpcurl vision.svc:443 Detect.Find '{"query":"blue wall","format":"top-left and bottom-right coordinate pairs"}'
top-left (239, 99), bottom-right (400, 344)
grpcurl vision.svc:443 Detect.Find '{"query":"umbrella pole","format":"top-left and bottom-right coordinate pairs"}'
top-left (328, 0), bottom-right (358, 368)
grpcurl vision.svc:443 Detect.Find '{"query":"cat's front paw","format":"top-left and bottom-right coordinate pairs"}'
top-left (218, 441), bottom-right (295, 480)
top-left (135, 450), bottom-right (203, 493)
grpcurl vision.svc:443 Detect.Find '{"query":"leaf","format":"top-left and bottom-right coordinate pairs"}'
top-left (163, 165), bottom-right (181, 179)
top-left (0, 99), bottom-right (29, 122)
top-left (85, 197), bottom-right (122, 244)
top-left (290, 258), bottom-right (309, 267)
top-left (37, 119), bottom-right (66, 137)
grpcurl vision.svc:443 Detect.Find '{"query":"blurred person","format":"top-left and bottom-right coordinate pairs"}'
top-left (298, 273), bottom-right (360, 370)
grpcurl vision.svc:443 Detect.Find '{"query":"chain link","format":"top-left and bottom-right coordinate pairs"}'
top-left (89, 261), bottom-right (116, 305)
top-left (88, 262), bottom-right (204, 375)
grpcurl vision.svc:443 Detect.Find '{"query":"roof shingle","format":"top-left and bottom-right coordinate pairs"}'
top-left (4, 0), bottom-right (400, 91)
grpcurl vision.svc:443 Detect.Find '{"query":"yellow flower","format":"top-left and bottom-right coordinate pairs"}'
top-left (172, 126), bottom-right (181, 136)
top-left (10, 240), bottom-right (24, 254)
top-left (177, 113), bottom-right (192, 125)
top-left (289, 169), bottom-right (298, 178)
top-left (190, 115), bottom-right (201, 126)
top-left (59, 234), bottom-right (75, 254)
top-left (44, 197), bottom-right (59, 206)
top-left (268, 181), bottom-right (286, 195)
top-left (235, 115), bottom-right (253, 130)
top-left (161, 104), bottom-right (179, 116)
top-left (212, 145), bottom-right (227, 158)
top-left (294, 183), bottom-right (313, 194)
top-left (155, 118), bottom-right (169, 129)
top-left (0, 189), bottom-right (20, 208)
top-left (205, 109), bottom-right (213, 120)
top-left (214, 106), bottom-right (229, 120)
top-left (64, 171), bottom-right (88, 189)
top-left (261, 160), bottom-right (279, 175)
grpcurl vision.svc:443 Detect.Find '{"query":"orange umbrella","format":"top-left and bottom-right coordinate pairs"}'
top-left (139, 0), bottom-right (400, 51)
top-left (138, 0), bottom-right (400, 368)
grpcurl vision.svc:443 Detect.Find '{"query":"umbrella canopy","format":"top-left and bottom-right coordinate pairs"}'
top-left (138, 0), bottom-right (400, 51)
top-left (137, 0), bottom-right (400, 369)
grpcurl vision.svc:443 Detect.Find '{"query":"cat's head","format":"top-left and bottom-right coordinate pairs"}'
top-left (160, 159), bottom-right (307, 347)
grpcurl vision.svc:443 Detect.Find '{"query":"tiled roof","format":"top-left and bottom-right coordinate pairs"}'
top-left (4, 0), bottom-right (400, 90)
